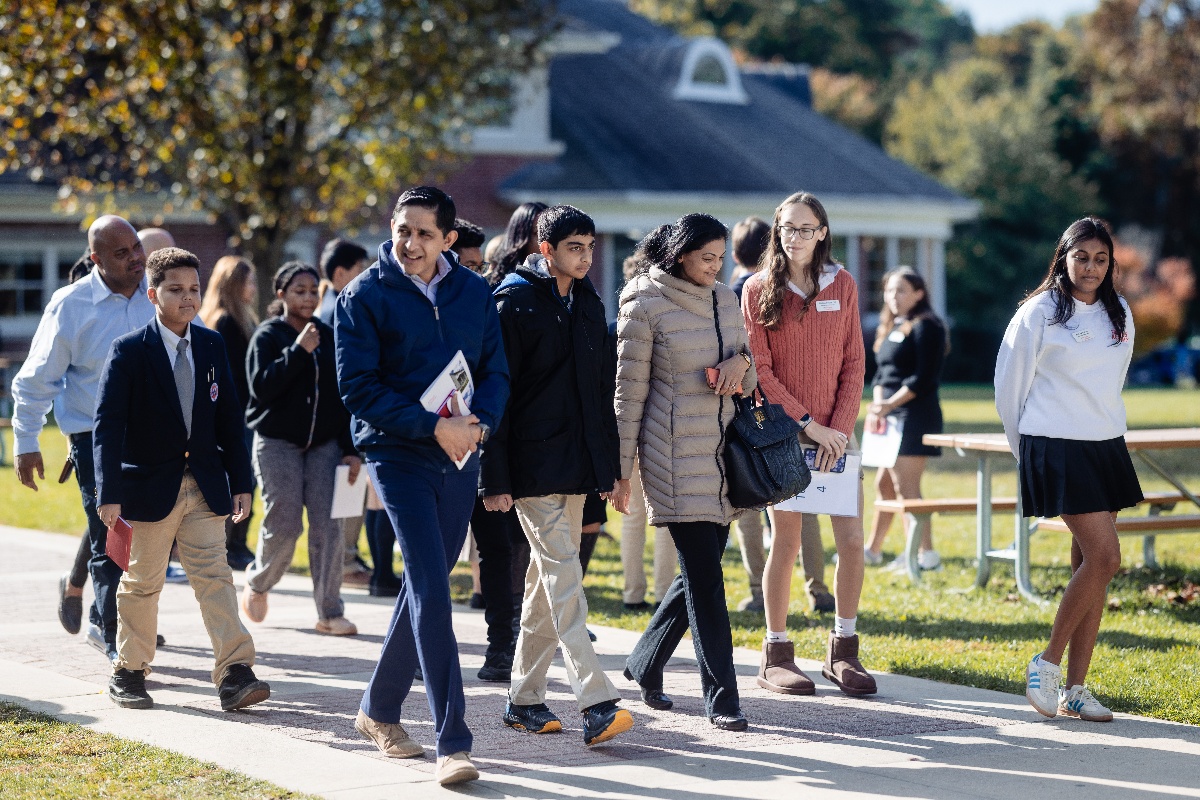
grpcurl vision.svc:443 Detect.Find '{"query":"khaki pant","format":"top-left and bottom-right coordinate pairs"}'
top-left (115, 473), bottom-right (255, 685)
top-left (620, 462), bottom-right (678, 605)
top-left (511, 494), bottom-right (618, 711)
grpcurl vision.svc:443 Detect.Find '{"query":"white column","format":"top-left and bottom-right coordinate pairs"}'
top-left (885, 236), bottom-right (899, 271)
top-left (917, 237), bottom-right (931, 284)
top-left (599, 233), bottom-right (616, 323)
top-left (845, 234), bottom-right (861, 311)
top-left (42, 248), bottom-right (58, 314)
top-left (931, 238), bottom-right (947, 319)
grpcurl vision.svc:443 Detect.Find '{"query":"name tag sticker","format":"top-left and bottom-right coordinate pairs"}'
top-left (815, 299), bottom-right (840, 312)
top-left (1072, 330), bottom-right (1094, 343)
top-left (888, 330), bottom-right (906, 343)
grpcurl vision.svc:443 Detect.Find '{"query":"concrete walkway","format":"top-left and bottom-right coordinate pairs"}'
top-left (2, 524), bottom-right (1197, 799)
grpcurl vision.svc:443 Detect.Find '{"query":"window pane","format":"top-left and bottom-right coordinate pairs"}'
top-left (898, 238), bottom-right (918, 269)
top-left (859, 236), bottom-right (887, 312)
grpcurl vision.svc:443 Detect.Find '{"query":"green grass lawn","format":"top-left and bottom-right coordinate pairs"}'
top-left (0, 702), bottom-right (317, 800)
top-left (5, 386), bottom-right (1199, 726)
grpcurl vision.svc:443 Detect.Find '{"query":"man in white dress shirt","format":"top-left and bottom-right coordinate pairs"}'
top-left (11, 215), bottom-right (155, 661)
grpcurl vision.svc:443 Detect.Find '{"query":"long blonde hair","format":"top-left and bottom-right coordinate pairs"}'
top-left (200, 256), bottom-right (259, 339)
top-left (756, 192), bottom-right (834, 330)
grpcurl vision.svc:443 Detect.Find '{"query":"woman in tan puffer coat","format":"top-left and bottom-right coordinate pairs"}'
top-left (612, 214), bottom-right (757, 732)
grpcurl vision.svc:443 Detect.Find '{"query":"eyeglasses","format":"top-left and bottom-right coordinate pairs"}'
top-left (779, 225), bottom-right (822, 241)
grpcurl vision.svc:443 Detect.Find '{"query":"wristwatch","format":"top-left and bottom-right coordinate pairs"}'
top-left (477, 423), bottom-right (491, 445)
top-left (798, 413), bottom-right (813, 431)
top-left (739, 350), bottom-right (752, 367)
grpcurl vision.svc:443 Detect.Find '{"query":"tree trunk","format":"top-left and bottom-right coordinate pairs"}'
top-left (244, 225), bottom-right (292, 319)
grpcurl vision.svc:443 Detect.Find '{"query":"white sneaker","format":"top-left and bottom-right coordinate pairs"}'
top-left (863, 548), bottom-right (883, 566)
top-left (1025, 653), bottom-right (1062, 718)
top-left (917, 550), bottom-right (942, 571)
top-left (1059, 685), bottom-right (1113, 722)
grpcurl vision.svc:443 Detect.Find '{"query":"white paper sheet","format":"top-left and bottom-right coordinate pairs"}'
top-left (860, 415), bottom-right (903, 468)
top-left (774, 452), bottom-right (861, 517)
top-left (420, 351), bottom-right (475, 469)
top-left (330, 464), bottom-right (368, 519)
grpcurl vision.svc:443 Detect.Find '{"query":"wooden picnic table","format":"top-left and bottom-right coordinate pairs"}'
top-left (922, 428), bottom-right (1200, 602)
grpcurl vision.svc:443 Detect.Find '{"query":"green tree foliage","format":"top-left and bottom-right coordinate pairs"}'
top-left (1077, 0), bottom-right (1200, 325)
top-left (0, 1), bottom-right (553, 293)
top-left (886, 54), bottom-right (1100, 378)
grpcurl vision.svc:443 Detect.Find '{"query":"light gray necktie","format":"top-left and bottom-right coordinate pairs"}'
top-left (174, 338), bottom-right (193, 438)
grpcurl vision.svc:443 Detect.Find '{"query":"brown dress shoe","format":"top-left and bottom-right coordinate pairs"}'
top-left (822, 632), bottom-right (877, 696)
top-left (756, 640), bottom-right (816, 695)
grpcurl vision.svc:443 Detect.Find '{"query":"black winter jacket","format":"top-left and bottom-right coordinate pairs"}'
top-left (245, 317), bottom-right (355, 455)
top-left (479, 258), bottom-right (619, 499)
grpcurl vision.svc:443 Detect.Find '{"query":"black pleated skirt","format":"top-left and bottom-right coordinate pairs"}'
top-left (1019, 435), bottom-right (1144, 518)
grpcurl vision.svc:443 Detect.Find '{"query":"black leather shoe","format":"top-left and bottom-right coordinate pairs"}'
top-left (156, 634), bottom-right (166, 646)
top-left (109, 668), bottom-right (153, 709)
top-left (218, 664), bottom-right (270, 711)
top-left (468, 592), bottom-right (486, 609)
top-left (587, 628), bottom-right (597, 642)
top-left (413, 664), bottom-right (423, 682)
top-left (710, 712), bottom-right (748, 731)
top-left (623, 668), bottom-right (673, 710)
top-left (582, 700), bottom-right (633, 746)
top-left (623, 601), bottom-right (652, 612)
top-left (58, 574), bottom-right (83, 635)
top-left (809, 589), bottom-right (836, 613)
top-left (368, 582), bottom-right (402, 598)
top-left (477, 649), bottom-right (512, 682)
top-left (503, 702), bottom-right (562, 734)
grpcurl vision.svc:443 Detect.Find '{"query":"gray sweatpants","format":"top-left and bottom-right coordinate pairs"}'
top-left (247, 434), bottom-right (345, 620)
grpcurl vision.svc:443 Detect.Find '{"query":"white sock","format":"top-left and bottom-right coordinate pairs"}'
top-left (834, 616), bottom-right (856, 638)
top-left (765, 630), bottom-right (789, 643)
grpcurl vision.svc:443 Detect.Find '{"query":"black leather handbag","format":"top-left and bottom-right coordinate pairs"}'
top-left (724, 389), bottom-right (812, 508)
top-left (710, 291), bottom-right (811, 509)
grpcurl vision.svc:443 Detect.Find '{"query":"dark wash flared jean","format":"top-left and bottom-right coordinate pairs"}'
top-left (625, 521), bottom-right (741, 719)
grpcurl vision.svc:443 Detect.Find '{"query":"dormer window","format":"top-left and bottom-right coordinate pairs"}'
top-left (672, 37), bottom-right (749, 105)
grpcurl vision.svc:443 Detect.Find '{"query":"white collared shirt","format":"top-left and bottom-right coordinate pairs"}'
top-left (11, 268), bottom-right (155, 453)
top-left (400, 254), bottom-right (452, 304)
top-left (787, 263), bottom-right (843, 298)
top-left (157, 318), bottom-right (195, 373)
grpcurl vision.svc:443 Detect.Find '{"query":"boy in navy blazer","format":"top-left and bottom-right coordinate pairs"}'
top-left (93, 247), bottom-right (270, 711)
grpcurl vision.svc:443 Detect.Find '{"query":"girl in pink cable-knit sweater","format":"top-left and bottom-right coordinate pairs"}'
top-left (741, 191), bottom-right (876, 698)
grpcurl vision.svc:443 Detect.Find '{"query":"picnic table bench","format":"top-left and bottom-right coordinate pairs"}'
top-left (876, 429), bottom-right (1200, 603)
top-left (876, 491), bottom-right (1192, 590)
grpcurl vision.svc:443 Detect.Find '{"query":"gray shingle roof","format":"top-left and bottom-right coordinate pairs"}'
top-left (503, 0), bottom-right (965, 203)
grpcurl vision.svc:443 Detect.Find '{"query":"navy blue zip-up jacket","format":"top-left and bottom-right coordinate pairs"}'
top-left (334, 241), bottom-right (509, 472)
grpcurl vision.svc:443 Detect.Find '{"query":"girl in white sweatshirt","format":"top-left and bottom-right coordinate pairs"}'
top-left (995, 216), bottom-right (1141, 724)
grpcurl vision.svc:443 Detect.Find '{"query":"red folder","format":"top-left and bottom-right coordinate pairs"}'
top-left (106, 517), bottom-right (133, 572)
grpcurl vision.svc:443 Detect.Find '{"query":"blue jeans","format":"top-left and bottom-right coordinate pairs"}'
top-left (360, 459), bottom-right (476, 757)
top-left (69, 431), bottom-right (123, 658)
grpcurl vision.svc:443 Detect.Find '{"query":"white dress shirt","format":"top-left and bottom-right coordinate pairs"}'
top-left (400, 254), bottom-right (452, 304)
top-left (11, 268), bottom-right (155, 454)
top-left (157, 318), bottom-right (195, 373)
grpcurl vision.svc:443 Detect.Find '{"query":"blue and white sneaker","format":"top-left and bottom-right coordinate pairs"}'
top-left (1059, 685), bottom-right (1113, 722)
top-left (1025, 653), bottom-right (1061, 718)
top-left (164, 564), bottom-right (188, 584)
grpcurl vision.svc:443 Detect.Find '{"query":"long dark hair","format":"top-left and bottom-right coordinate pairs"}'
top-left (873, 266), bottom-right (948, 354)
top-left (657, 214), bottom-right (727, 279)
top-left (758, 191), bottom-right (834, 330)
top-left (1024, 216), bottom-right (1126, 344)
top-left (488, 201), bottom-right (548, 284)
top-left (627, 224), bottom-right (674, 277)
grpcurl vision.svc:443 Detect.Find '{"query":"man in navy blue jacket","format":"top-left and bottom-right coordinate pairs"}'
top-left (336, 186), bottom-right (508, 786)
top-left (93, 247), bottom-right (269, 713)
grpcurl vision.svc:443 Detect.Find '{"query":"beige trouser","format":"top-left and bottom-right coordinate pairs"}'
top-left (114, 473), bottom-right (256, 686)
top-left (620, 462), bottom-right (678, 604)
top-left (511, 494), bottom-right (619, 711)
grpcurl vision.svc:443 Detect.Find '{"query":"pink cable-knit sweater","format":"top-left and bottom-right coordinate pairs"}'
top-left (741, 269), bottom-right (865, 436)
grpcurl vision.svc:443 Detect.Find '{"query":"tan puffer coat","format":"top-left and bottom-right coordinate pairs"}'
top-left (615, 267), bottom-right (757, 526)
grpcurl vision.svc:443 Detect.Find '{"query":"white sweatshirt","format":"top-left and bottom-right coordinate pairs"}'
top-left (994, 291), bottom-right (1134, 455)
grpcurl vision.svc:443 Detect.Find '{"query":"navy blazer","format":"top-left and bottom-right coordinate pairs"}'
top-left (94, 320), bottom-right (253, 522)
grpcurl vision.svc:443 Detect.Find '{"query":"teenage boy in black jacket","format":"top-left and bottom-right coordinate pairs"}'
top-left (93, 247), bottom-right (268, 711)
top-left (480, 205), bottom-right (632, 746)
